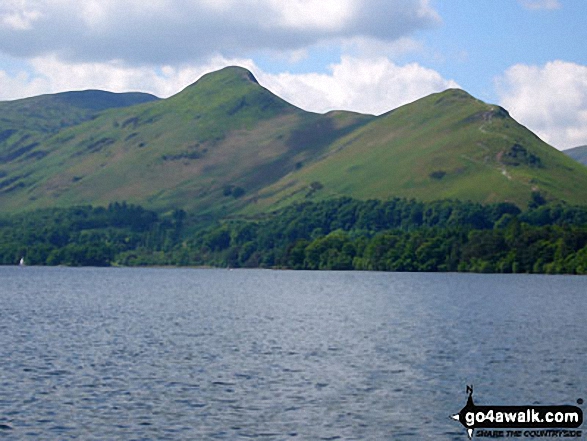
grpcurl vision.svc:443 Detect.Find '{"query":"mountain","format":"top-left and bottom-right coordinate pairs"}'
top-left (251, 89), bottom-right (587, 210)
top-left (1, 66), bottom-right (586, 215)
top-left (0, 67), bottom-right (372, 213)
top-left (0, 89), bottom-right (159, 173)
top-left (0, 89), bottom-right (159, 137)
top-left (564, 145), bottom-right (587, 166)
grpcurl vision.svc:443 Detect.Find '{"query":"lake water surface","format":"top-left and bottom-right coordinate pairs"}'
top-left (0, 267), bottom-right (585, 440)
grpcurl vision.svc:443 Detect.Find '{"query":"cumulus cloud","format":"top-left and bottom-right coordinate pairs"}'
top-left (518, 0), bottom-right (561, 10)
top-left (0, 0), bottom-right (448, 111)
top-left (340, 36), bottom-right (425, 59)
top-left (0, 3), bottom-right (41, 31)
top-left (0, 69), bottom-right (48, 100)
top-left (497, 61), bottom-right (587, 150)
top-left (0, 54), bottom-right (257, 100)
top-left (259, 56), bottom-right (459, 114)
top-left (0, 0), bottom-right (440, 65)
top-left (0, 54), bottom-right (457, 118)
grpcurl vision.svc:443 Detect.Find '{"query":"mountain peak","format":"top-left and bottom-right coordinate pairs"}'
top-left (170, 65), bottom-right (298, 122)
top-left (218, 66), bottom-right (259, 84)
top-left (432, 88), bottom-right (478, 104)
top-left (184, 66), bottom-right (259, 92)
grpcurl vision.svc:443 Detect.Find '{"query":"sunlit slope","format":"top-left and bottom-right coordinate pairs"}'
top-left (0, 90), bottom-right (159, 204)
top-left (0, 89), bottom-right (159, 149)
top-left (0, 67), bottom-right (372, 213)
top-left (251, 89), bottom-right (587, 210)
top-left (2, 69), bottom-right (586, 215)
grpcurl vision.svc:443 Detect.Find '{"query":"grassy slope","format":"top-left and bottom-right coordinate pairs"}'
top-left (0, 90), bottom-right (158, 138)
top-left (249, 89), bottom-right (587, 211)
top-left (0, 90), bottom-right (159, 194)
top-left (564, 146), bottom-right (587, 166)
top-left (0, 67), bottom-right (372, 214)
top-left (2, 69), bottom-right (587, 216)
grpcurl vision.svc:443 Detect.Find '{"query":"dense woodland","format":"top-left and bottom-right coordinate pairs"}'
top-left (1, 197), bottom-right (587, 274)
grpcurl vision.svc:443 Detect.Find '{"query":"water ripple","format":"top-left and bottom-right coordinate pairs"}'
top-left (0, 267), bottom-right (586, 440)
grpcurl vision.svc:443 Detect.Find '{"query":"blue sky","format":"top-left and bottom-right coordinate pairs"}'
top-left (0, 0), bottom-right (586, 149)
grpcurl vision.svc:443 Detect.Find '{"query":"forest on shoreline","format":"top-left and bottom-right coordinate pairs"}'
top-left (1, 197), bottom-right (587, 274)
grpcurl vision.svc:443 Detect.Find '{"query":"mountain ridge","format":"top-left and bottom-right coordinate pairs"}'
top-left (1, 66), bottom-right (586, 214)
top-left (0, 89), bottom-right (159, 129)
top-left (247, 87), bottom-right (587, 210)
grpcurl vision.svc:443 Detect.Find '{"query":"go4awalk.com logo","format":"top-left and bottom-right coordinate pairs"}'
top-left (451, 386), bottom-right (583, 439)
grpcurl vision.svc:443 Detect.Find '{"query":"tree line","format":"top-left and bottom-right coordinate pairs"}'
top-left (1, 198), bottom-right (587, 274)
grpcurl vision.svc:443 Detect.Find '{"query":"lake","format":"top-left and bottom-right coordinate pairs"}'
top-left (0, 267), bottom-right (585, 440)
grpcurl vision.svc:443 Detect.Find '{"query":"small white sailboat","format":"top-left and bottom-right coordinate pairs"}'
top-left (19, 257), bottom-right (25, 267)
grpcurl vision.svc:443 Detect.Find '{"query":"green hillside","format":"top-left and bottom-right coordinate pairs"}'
top-left (565, 145), bottom-right (587, 166)
top-left (0, 89), bottom-right (158, 140)
top-left (0, 67), bottom-right (372, 213)
top-left (250, 89), bottom-right (587, 210)
top-left (1, 66), bottom-right (586, 215)
top-left (0, 90), bottom-right (159, 191)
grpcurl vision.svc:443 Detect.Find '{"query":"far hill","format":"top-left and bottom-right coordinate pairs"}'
top-left (1, 66), bottom-right (586, 215)
top-left (564, 145), bottom-right (587, 166)
top-left (0, 89), bottom-right (159, 134)
top-left (0, 89), bottom-right (159, 164)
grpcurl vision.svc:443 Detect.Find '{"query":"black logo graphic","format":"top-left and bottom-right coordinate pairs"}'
top-left (451, 385), bottom-right (583, 439)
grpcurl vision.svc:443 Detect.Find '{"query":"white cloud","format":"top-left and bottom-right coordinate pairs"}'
top-left (496, 61), bottom-right (587, 150)
top-left (0, 0), bottom-right (42, 31)
top-left (0, 69), bottom-right (47, 100)
top-left (518, 0), bottom-right (561, 10)
top-left (258, 56), bottom-right (459, 115)
top-left (340, 36), bottom-right (424, 59)
top-left (0, 0), bottom-right (440, 65)
top-left (0, 54), bottom-right (256, 100)
top-left (0, 0), bottom-right (445, 111)
top-left (268, 0), bottom-right (356, 31)
top-left (0, 54), bottom-right (457, 118)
